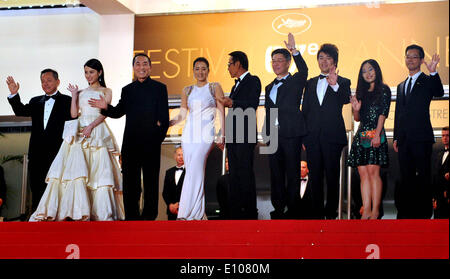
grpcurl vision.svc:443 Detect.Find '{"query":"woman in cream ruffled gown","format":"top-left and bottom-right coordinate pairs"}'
top-left (29, 59), bottom-right (124, 221)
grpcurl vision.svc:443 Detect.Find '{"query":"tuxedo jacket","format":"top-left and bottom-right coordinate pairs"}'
top-left (0, 165), bottom-right (6, 204)
top-left (7, 92), bottom-right (73, 161)
top-left (162, 166), bottom-right (185, 217)
top-left (302, 75), bottom-right (351, 146)
top-left (102, 77), bottom-right (169, 154)
top-left (432, 150), bottom-right (449, 200)
top-left (264, 53), bottom-right (308, 138)
top-left (227, 72), bottom-right (261, 144)
top-left (299, 178), bottom-right (314, 218)
top-left (394, 73), bottom-right (444, 145)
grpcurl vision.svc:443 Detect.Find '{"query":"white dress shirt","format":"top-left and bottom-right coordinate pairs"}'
top-left (443, 148), bottom-right (449, 165)
top-left (43, 91), bottom-right (58, 130)
top-left (300, 175), bottom-right (308, 199)
top-left (269, 73), bottom-right (290, 127)
top-left (234, 71), bottom-right (249, 89)
top-left (405, 71), bottom-right (437, 96)
top-left (316, 73), bottom-right (339, 106)
top-left (175, 165), bottom-right (184, 185)
top-left (8, 90), bottom-right (58, 130)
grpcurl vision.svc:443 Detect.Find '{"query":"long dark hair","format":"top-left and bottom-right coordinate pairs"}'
top-left (84, 58), bottom-right (106, 87)
top-left (355, 59), bottom-right (384, 102)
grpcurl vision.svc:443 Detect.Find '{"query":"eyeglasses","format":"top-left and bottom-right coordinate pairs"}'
top-left (271, 59), bottom-right (286, 64)
top-left (405, 56), bottom-right (421, 60)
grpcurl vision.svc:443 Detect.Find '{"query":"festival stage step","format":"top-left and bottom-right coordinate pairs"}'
top-left (0, 219), bottom-right (448, 259)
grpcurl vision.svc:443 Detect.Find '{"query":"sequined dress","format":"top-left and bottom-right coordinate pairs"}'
top-left (347, 85), bottom-right (391, 167)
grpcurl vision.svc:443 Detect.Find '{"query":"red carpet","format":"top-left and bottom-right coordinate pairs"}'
top-left (0, 220), bottom-right (448, 259)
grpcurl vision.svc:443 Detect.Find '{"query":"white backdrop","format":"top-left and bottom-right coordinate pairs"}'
top-left (0, 7), bottom-right (134, 148)
top-left (0, 7), bottom-right (100, 114)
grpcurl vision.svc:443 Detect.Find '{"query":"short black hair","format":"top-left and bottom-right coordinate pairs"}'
top-left (133, 53), bottom-right (151, 66)
top-left (229, 51), bottom-right (249, 70)
top-left (41, 69), bottom-right (59, 80)
top-left (443, 126), bottom-right (449, 132)
top-left (317, 44), bottom-right (339, 67)
top-left (193, 57), bottom-right (210, 69)
top-left (405, 44), bottom-right (425, 59)
top-left (271, 48), bottom-right (291, 62)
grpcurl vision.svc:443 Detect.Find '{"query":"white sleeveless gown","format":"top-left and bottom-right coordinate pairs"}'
top-left (177, 83), bottom-right (216, 220)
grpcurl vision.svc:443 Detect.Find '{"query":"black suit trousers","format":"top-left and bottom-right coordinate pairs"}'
top-left (227, 143), bottom-right (257, 219)
top-left (306, 138), bottom-right (345, 219)
top-left (28, 153), bottom-right (54, 211)
top-left (122, 144), bottom-right (161, 220)
top-left (269, 135), bottom-right (302, 218)
top-left (396, 141), bottom-right (433, 219)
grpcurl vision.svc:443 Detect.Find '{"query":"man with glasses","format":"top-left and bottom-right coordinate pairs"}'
top-left (263, 33), bottom-right (308, 219)
top-left (302, 43), bottom-right (351, 220)
top-left (394, 44), bottom-right (444, 219)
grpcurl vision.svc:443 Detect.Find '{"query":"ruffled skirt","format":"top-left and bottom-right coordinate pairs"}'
top-left (29, 119), bottom-right (125, 221)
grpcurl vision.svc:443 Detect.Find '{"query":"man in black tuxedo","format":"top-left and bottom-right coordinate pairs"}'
top-left (302, 43), bottom-right (351, 220)
top-left (89, 54), bottom-right (169, 220)
top-left (432, 127), bottom-right (449, 219)
top-left (298, 161), bottom-right (314, 219)
top-left (222, 51), bottom-right (261, 220)
top-left (6, 70), bottom-right (73, 211)
top-left (162, 146), bottom-right (185, 220)
top-left (263, 33), bottom-right (308, 219)
top-left (393, 45), bottom-right (444, 219)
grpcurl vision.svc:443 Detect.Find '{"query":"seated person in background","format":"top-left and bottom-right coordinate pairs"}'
top-left (432, 126), bottom-right (449, 219)
top-left (0, 165), bottom-right (6, 216)
top-left (162, 145), bottom-right (185, 220)
top-left (216, 157), bottom-right (230, 220)
top-left (298, 161), bottom-right (313, 219)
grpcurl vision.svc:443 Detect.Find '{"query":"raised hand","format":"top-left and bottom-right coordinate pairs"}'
top-left (350, 95), bottom-right (361, 112)
top-left (67, 84), bottom-right (79, 97)
top-left (221, 97), bottom-right (233, 108)
top-left (6, 76), bottom-right (20, 95)
top-left (88, 94), bottom-right (107, 110)
top-left (424, 54), bottom-right (440, 73)
top-left (284, 32), bottom-right (298, 54)
top-left (327, 66), bottom-right (339, 86)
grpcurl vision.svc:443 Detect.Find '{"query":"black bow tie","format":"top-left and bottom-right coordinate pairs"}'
top-left (44, 95), bottom-right (56, 101)
top-left (301, 178), bottom-right (307, 181)
top-left (273, 78), bottom-right (284, 85)
top-left (444, 148), bottom-right (449, 152)
top-left (319, 74), bottom-right (327, 79)
top-left (176, 166), bottom-right (184, 171)
top-left (234, 78), bottom-right (241, 85)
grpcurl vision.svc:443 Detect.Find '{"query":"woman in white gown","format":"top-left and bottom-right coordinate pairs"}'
top-left (169, 57), bottom-right (225, 220)
top-left (29, 59), bottom-right (125, 221)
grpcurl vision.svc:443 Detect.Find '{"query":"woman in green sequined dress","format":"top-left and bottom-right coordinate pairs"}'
top-left (347, 59), bottom-right (391, 219)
